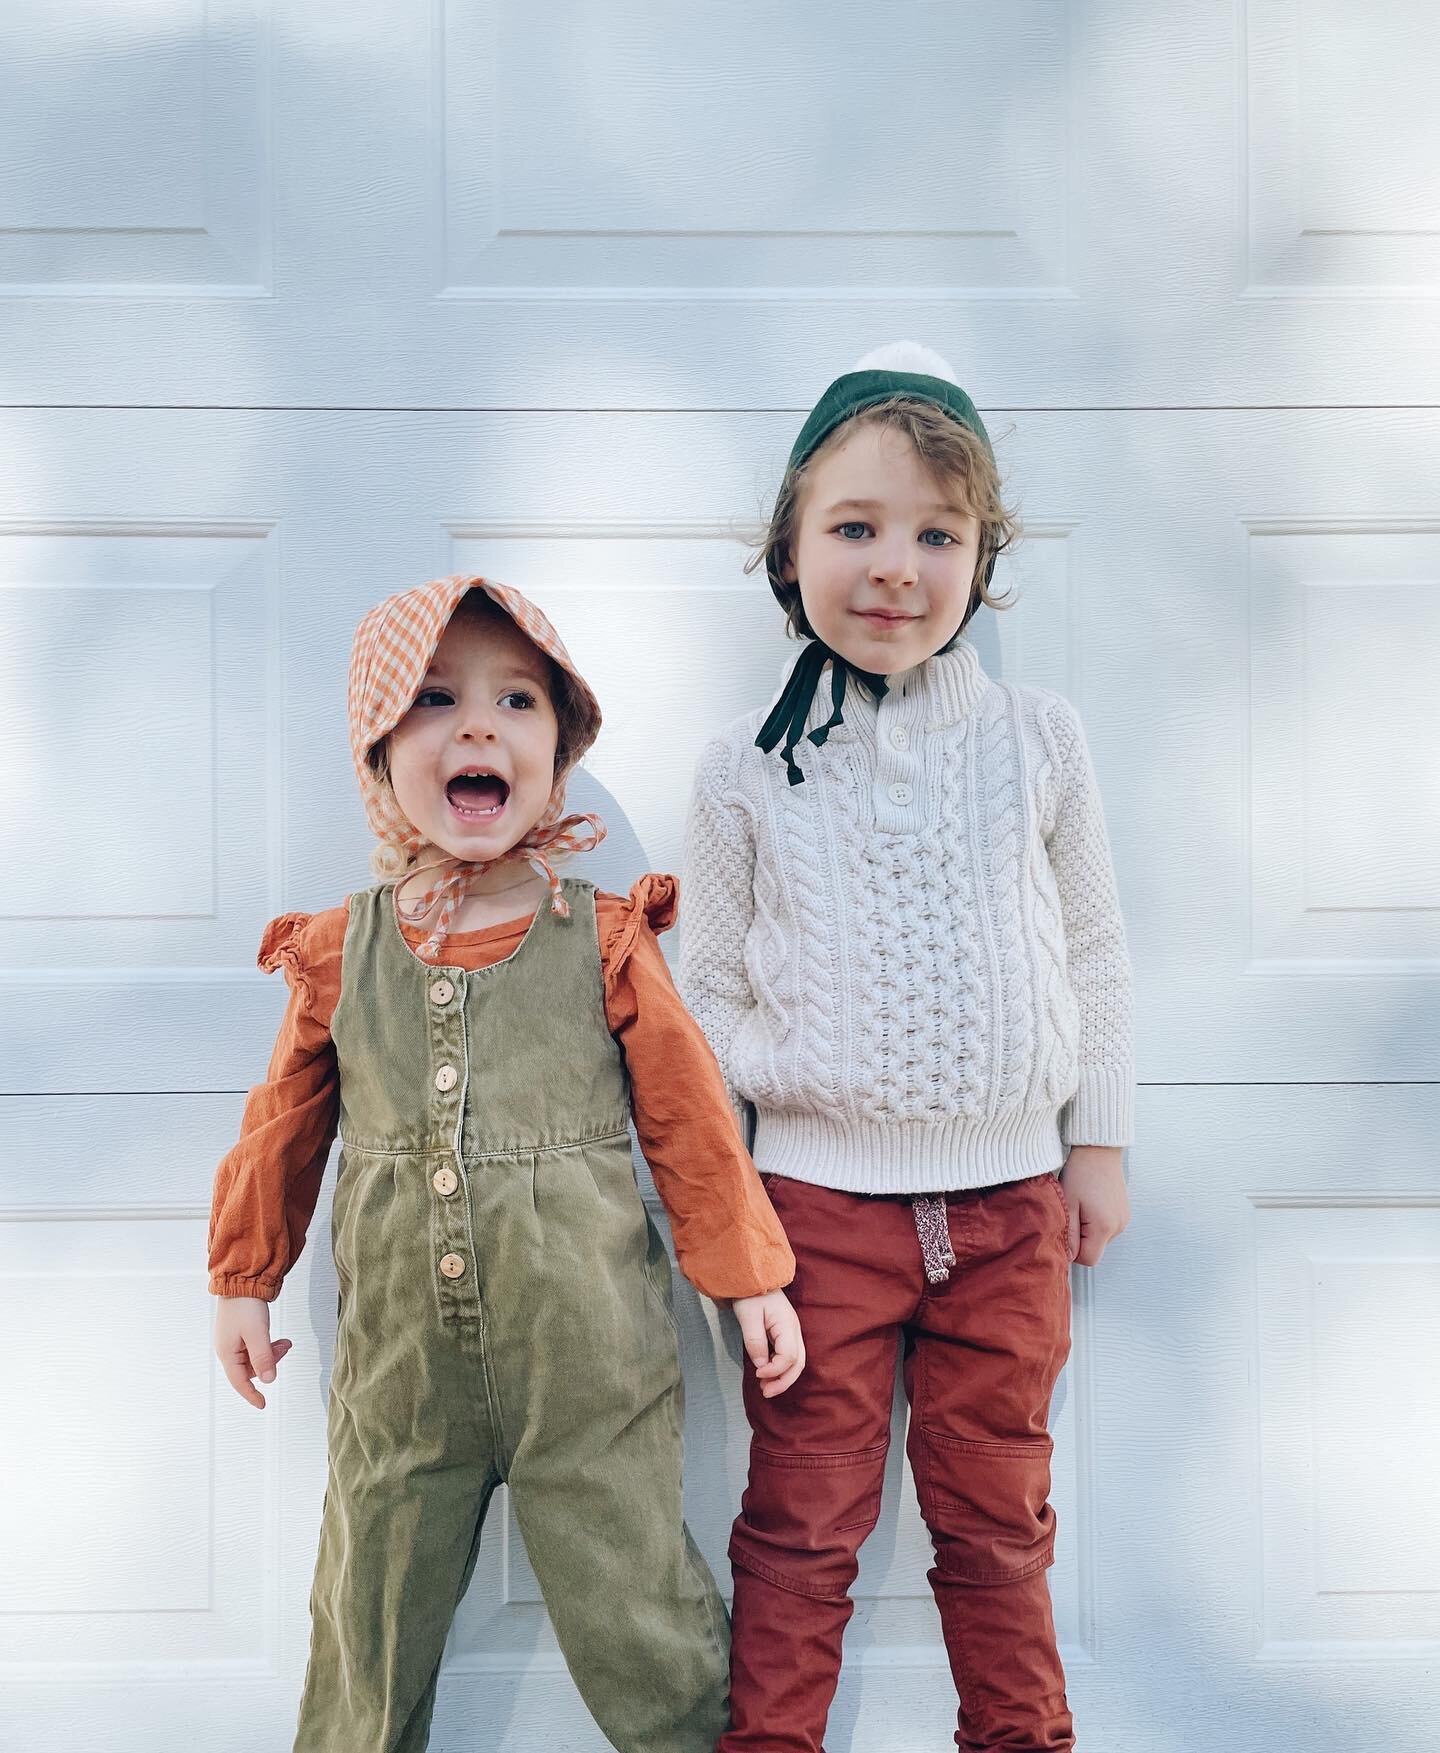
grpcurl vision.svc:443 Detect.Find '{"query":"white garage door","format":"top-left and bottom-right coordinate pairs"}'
top-left (2, 5), bottom-right (1437, 1751)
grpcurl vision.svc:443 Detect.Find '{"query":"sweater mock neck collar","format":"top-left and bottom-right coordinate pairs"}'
top-left (758, 636), bottom-right (991, 783)
top-left (842, 636), bottom-right (989, 735)
top-left (914, 636), bottom-right (989, 725)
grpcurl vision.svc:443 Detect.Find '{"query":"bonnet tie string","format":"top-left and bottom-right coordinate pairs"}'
top-left (755, 640), bottom-right (888, 786)
top-left (393, 811), bottom-right (605, 960)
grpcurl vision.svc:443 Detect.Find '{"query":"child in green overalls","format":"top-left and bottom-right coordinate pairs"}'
top-left (208, 575), bottom-right (803, 1753)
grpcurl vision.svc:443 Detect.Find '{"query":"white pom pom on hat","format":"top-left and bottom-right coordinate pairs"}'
top-left (850, 340), bottom-right (960, 385)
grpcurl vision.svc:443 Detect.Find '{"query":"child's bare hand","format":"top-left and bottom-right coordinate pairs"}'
top-left (214, 1296), bottom-right (292, 1408)
top-left (733, 1289), bottom-right (805, 1397)
top-left (1057, 1146), bottom-right (1130, 1267)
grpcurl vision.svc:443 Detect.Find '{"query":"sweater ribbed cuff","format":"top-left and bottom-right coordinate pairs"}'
top-left (1059, 1066), bottom-right (1134, 1149)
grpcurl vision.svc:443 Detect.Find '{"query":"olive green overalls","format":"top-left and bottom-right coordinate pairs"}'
top-left (292, 880), bottom-right (730, 1753)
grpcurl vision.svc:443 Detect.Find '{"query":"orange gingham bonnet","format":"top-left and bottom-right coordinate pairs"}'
top-left (348, 575), bottom-right (605, 958)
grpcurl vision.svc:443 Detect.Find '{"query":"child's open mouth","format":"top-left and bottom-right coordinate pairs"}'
top-left (445, 770), bottom-right (510, 821)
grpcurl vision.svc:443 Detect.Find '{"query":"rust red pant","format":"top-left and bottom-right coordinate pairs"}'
top-left (722, 1172), bottom-right (1074, 1753)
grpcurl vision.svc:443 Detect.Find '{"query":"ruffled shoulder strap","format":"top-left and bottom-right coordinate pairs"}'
top-left (257, 911), bottom-right (319, 1017)
top-left (257, 911), bottom-right (313, 977)
top-left (635, 871), bottom-right (678, 935)
top-left (255, 904), bottom-right (348, 1019)
top-left (598, 872), bottom-right (678, 981)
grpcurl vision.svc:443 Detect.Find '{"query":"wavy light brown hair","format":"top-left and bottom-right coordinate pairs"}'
top-left (748, 396), bottom-right (1022, 639)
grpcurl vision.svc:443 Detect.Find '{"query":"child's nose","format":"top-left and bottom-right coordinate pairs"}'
top-left (456, 707), bottom-right (499, 742)
top-left (870, 544), bottom-right (918, 587)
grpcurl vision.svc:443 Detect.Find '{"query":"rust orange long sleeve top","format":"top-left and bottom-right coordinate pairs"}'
top-left (208, 875), bottom-right (794, 1304)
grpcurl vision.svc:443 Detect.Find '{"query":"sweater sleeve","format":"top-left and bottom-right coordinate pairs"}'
top-left (206, 907), bottom-right (346, 1300)
top-left (599, 878), bottom-right (794, 1302)
top-left (1041, 697), bottom-right (1135, 1148)
top-left (678, 732), bottom-right (760, 1138)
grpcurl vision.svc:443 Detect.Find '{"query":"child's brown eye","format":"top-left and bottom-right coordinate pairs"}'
top-left (415, 688), bottom-right (453, 707)
top-left (503, 690), bottom-right (536, 710)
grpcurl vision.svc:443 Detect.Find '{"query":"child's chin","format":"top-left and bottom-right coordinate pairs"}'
top-left (834, 630), bottom-right (924, 674)
top-left (432, 811), bottom-right (535, 864)
top-left (440, 834), bottom-right (506, 863)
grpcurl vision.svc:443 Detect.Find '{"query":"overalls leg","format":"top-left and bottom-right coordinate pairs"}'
top-left (293, 1153), bottom-right (503, 1753)
top-left (508, 1378), bottom-right (729, 1753)
top-left (494, 1153), bottom-right (730, 1753)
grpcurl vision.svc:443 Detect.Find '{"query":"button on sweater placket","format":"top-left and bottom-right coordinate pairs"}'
top-left (872, 678), bottom-right (927, 832)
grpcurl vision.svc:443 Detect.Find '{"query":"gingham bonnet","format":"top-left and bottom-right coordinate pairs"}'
top-left (348, 575), bottom-right (605, 956)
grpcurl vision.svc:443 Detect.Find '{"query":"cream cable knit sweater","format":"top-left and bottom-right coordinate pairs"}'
top-left (679, 638), bottom-right (1134, 1194)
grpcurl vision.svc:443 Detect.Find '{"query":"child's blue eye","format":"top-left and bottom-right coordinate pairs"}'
top-left (835, 521), bottom-right (871, 540)
top-left (921, 529), bottom-right (956, 547)
top-left (414, 687), bottom-right (454, 707)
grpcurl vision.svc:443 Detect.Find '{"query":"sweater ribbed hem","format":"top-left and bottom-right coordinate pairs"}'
top-left (752, 1107), bottom-right (1066, 1195)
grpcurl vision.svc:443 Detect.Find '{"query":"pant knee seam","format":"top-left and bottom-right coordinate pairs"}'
top-left (919, 1428), bottom-right (1052, 1459)
top-left (933, 1544), bottom-right (1055, 1585)
top-left (729, 1546), bottom-right (852, 1603)
top-left (750, 1438), bottom-right (889, 1471)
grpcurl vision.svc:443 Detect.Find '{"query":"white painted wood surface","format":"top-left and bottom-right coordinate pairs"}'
top-left (2, 0), bottom-right (1439, 404)
top-left (2, 4), bottom-right (1437, 1750)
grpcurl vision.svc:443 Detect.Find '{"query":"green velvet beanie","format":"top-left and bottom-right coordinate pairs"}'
top-left (786, 367), bottom-right (994, 476)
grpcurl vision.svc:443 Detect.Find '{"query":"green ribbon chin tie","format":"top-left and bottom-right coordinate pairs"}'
top-left (755, 641), bottom-right (889, 786)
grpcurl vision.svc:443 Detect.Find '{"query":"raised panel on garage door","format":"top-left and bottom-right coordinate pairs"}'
top-left (4, 2), bottom-right (1436, 408)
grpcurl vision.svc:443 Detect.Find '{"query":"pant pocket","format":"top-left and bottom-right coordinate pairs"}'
top-left (1045, 1170), bottom-right (1071, 1236)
